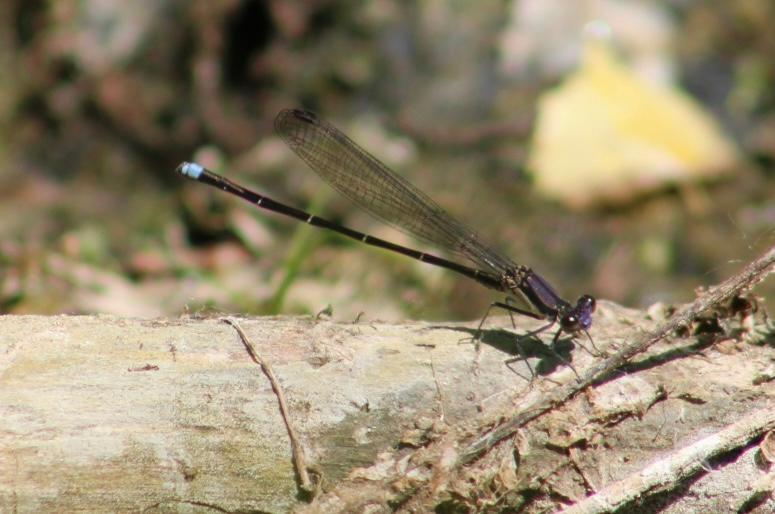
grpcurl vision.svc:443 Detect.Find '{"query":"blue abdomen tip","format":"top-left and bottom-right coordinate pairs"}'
top-left (177, 162), bottom-right (204, 179)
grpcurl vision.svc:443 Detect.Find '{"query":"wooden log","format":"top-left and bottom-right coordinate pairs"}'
top-left (1, 281), bottom-right (773, 513)
top-left (0, 311), bottom-right (607, 512)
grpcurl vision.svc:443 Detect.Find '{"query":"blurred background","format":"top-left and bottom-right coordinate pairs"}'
top-left (0, 0), bottom-right (772, 321)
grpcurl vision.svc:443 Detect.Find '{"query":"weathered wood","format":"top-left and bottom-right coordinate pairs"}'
top-left (0, 311), bottom-right (603, 512)
top-left (0, 285), bottom-right (773, 513)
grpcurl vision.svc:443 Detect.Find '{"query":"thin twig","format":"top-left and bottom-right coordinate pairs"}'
top-left (460, 244), bottom-right (775, 464)
top-left (429, 351), bottom-right (446, 421)
top-left (221, 317), bottom-right (318, 497)
top-left (557, 406), bottom-right (775, 514)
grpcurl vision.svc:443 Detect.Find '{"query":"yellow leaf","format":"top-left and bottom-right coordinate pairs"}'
top-left (528, 40), bottom-right (738, 208)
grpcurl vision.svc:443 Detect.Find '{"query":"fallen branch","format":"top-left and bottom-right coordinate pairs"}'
top-left (461, 243), bottom-right (775, 464)
top-left (303, 244), bottom-right (774, 513)
top-left (558, 407), bottom-right (775, 514)
top-left (0, 247), bottom-right (771, 513)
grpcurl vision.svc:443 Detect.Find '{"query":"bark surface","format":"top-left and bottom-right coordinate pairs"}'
top-left (1, 294), bottom-right (773, 513)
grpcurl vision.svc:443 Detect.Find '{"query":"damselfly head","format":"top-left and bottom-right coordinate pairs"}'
top-left (560, 294), bottom-right (596, 332)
